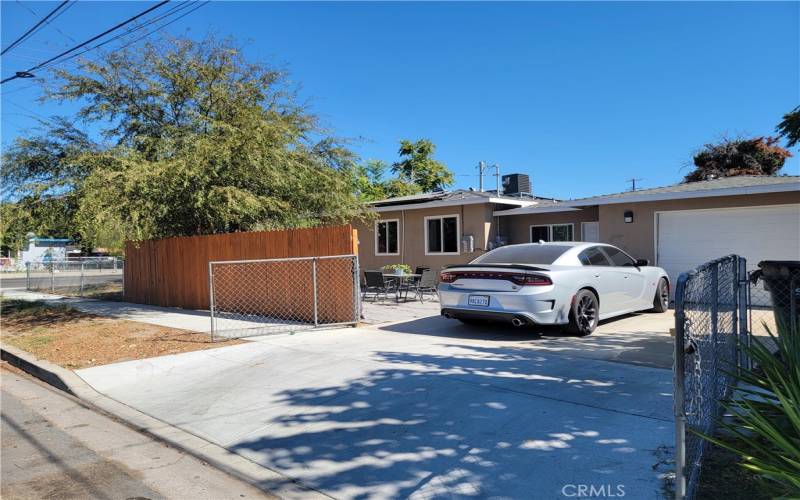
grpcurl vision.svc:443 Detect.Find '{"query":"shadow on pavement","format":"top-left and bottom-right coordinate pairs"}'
top-left (229, 342), bottom-right (673, 499)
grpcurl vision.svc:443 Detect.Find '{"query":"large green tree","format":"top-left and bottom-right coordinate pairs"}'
top-left (684, 137), bottom-right (792, 182)
top-left (776, 105), bottom-right (800, 148)
top-left (2, 35), bottom-right (366, 249)
top-left (391, 139), bottom-right (454, 192)
top-left (352, 159), bottom-right (421, 202)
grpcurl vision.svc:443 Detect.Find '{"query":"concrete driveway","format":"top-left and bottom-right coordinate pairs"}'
top-left (77, 312), bottom-right (675, 499)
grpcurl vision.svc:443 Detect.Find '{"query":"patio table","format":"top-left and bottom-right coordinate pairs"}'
top-left (382, 273), bottom-right (421, 302)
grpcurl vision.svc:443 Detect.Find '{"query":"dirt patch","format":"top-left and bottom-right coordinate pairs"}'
top-left (1, 300), bottom-right (244, 369)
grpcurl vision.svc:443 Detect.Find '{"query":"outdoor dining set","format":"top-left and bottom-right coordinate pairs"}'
top-left (361, 266), bottom-right (438, 303)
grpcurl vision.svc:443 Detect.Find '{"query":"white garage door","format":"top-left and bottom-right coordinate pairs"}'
top-left (656, 204), bottom-right (800, 287)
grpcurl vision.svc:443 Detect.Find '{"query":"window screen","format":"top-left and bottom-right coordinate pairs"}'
top-left (427, 216), bottom-right (458, 253)
top-left (552, 224), bottom-right (573, 242)
top-left (376, 220), bottom-right (398, 254)
top-left (530, 226), bottom-right (549, 242)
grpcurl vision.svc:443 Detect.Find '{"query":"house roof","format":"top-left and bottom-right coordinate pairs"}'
top-left (369, 189), bottom-right (548, 212)
top-left (494, 175), bottom-right (800, 216)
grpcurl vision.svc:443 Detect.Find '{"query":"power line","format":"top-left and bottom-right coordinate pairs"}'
top-left (14, 0), bottom-right (76, 44)
top-left (1, 0), bottom-right (171, 85)
top-left (2, 1), bottom-right (71, 55)
top-left (41, 0), bottom-right (209, 71)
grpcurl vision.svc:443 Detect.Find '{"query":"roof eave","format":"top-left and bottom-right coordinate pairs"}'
top-left (371, 196), bottom-right (537, 213)
top-left (566, 182), bottom-right (800, 207)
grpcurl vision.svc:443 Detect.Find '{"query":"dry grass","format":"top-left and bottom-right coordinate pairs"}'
top-left (1, 299), bottom-right (244, 369)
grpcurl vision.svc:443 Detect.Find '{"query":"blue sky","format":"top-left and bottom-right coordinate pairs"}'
top-left (2, 1), bottom-right (798, 199)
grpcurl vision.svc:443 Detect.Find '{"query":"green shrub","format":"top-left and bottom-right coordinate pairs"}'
top-left (382, 264), bottom-right (412, 275)
top-left (698, 325), bottom-right (800, 496)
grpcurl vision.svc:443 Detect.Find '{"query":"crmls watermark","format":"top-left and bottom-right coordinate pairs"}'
top-left (561, 484), bottom-right (626, 497)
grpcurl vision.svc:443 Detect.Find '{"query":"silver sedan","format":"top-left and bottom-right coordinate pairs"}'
top-left (438, 242), bottom-right (670, 335)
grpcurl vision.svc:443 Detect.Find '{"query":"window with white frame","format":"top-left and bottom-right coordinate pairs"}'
top-left (530, 223), bottom-right (574, 242)
top-left (375, 219), bottom-right (399, 255)
top-left (425, 215), bottom-right (459, 255)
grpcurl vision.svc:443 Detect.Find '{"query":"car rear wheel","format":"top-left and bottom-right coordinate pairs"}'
top-left (651, 278), bottom-right (669, 313)
top-left (567, 290), bottom-right (599, 336)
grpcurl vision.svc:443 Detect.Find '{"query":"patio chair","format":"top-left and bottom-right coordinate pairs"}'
top-left (414, 269), bottom-right (438, 302)
top-left (362, 270), bottom-right (396, 302)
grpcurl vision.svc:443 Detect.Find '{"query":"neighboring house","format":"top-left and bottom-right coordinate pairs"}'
top-left (355, 175), bottom-right (800, 287)
top-left (495, 175), bottom-right (800, 286)
top-left (20, 237), bottom-right (73, 264)
top-left (352, 183), bottom-right (548, 272)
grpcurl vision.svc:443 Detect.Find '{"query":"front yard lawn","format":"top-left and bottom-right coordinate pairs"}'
top-left (1, 299), bottom-right (243, 369)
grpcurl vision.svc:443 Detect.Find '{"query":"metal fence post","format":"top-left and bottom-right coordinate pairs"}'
top-left (208, 261), bottom-right (215, 342)
top-left (50, 264), bottom-right (55, 293)
top-left (674, 273), bottom-right (688, 500)
top-left (353, 255), bottom-right (361, 324)
top-left (25, 262), bottom-right (30, 290)
top-left (79, 261), bottom-right (85, 296)
top-left (312, 258), bottom-right (319, 327)
top-left (737, 257), bottom-right (750, 371)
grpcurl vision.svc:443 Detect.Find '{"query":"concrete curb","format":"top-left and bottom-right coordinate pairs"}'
top-left (0, 344), bottom-right (331, 500)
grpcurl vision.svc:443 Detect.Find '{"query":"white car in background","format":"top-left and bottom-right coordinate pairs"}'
top-left (438, 242), bottom-right (670, 336)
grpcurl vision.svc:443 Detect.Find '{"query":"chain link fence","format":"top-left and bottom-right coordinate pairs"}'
top-left (24, 258), bottom-right (124, 298)
top-left (748, 267), bottom-right (798, 340)
top-left (673, 255), bottom-right (749, 499)
top-left (209, 255), bottom-right (360, 340)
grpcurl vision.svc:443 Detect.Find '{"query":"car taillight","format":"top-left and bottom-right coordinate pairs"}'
top-left (440, 271), bottom-right (456, 283)
top-left (439, 271), bottom-right (551, 286)
top-left (511, 274), bottom-right (552, 286)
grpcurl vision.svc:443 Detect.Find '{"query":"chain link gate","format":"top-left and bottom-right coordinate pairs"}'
top-left (208, 255), bottom-right (360, 340)
top-left (673, 255), bottom-right (750, 499)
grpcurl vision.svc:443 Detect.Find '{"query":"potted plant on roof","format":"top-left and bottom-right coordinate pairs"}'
top-left (383, 264), bottom-right (412, 276)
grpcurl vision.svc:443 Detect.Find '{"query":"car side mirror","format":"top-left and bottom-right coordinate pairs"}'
top-left (635, 259), bottom-right (649, 267)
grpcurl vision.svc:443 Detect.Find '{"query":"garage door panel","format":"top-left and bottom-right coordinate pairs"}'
top-left (657, 205), bottom-right (800, 288)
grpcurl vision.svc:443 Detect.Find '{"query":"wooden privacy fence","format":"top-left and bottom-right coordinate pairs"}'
top-left (123, 225), bottom-right (359, 312)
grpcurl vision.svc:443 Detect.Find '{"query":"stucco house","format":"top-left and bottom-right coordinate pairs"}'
top-left (355, 175), bottom-right (800, 286)
top-left (352, 188), bottom-right (545, 272)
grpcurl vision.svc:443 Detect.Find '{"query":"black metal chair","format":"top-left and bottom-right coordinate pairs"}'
top-left (414, 269), bottom-right (438, 302)
top-left (362, 270), bottom-right (396, 302)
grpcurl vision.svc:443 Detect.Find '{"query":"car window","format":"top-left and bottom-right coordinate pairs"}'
top-left (472, 244), bottom-right (572, 265)
top-left (578, 246), bottom-right (612, 266)
top-left (602, 246), bottom-right (637, 266)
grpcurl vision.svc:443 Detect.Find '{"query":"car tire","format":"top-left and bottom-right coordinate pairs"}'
top-left (567, 289), bottom-right (599, 336)
top-left (651, 278), bottom-right (670, 313)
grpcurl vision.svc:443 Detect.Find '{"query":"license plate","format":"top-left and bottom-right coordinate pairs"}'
top-left (468, 295), bottom-right (490, 307)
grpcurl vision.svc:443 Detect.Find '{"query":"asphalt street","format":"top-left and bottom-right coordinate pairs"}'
top-left (1, 363), bottom-right (272, 500)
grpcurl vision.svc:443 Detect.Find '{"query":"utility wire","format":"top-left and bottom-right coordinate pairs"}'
top-left (1, 1), bottom-right (71, 55)
top-left (14, 0), bottom-right (77, 44)
top-left (1, 0), bottom-right (171, 85)
top-left (41, 0), bottom-right (208, 71)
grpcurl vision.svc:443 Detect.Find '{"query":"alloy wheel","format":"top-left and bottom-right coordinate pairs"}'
top-left (577, 295), bottom-right (597, 333)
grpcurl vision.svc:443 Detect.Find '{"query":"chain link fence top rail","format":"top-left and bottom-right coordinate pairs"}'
top-left (674, 255), bottom-right (747, 500)
top-left (209, 255), bottom-right (359, 340)
top-left (24, 258), bottom-right (124, 297)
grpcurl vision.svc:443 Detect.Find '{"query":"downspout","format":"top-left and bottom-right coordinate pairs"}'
top-left (401, 209), bottom-right (406, 263)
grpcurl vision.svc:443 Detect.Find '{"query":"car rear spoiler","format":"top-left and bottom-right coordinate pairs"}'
top-left (441, 263), bottom-right (549, 272)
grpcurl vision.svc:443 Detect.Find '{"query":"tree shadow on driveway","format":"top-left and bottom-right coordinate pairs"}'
top-left (230, 343), bottom-right (674, 499)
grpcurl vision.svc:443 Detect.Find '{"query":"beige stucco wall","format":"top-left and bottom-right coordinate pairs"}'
top-left (599, 191), bottom-right (800, 264)
top-left (354, 203), bottom-right (501, 273)
top-left (500, 207), bottom-right (600, 244)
